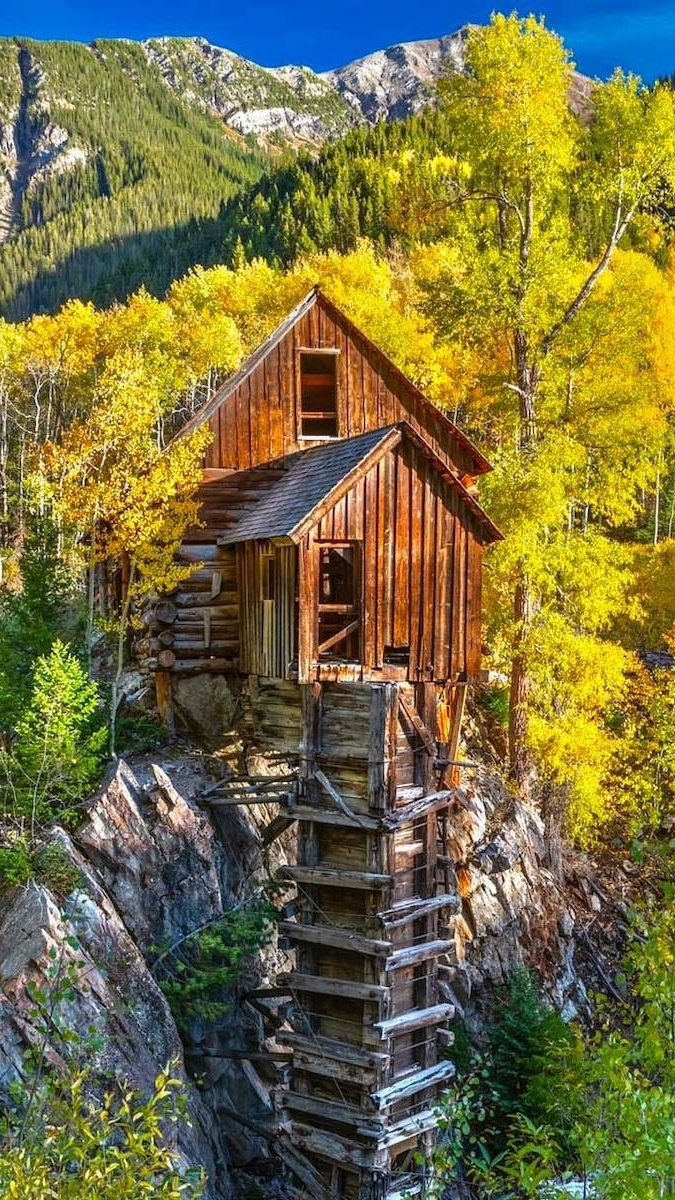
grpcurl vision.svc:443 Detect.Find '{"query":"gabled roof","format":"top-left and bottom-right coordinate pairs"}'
top-left (214, 422), bottom-right (502, 547)
top-left (177, 286), bottom-right (492, 476)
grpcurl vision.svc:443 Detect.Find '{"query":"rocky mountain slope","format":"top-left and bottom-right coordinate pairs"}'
top-left (0, 29), bottom-right (469, 319)
top-left (0, 27), bottom-right (593, 320)
top-left (323, 30), bottom-right (471, 122)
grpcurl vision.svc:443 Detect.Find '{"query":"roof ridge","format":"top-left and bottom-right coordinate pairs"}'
top-left (172, 288), bottom-right (492, 476)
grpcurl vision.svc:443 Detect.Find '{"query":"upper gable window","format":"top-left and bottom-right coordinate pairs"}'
top-left (299, 351), bottom-right (339, 439)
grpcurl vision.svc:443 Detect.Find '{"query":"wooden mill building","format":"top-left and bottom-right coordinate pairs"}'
top-left (142, 287), bottom-right (501, 1200)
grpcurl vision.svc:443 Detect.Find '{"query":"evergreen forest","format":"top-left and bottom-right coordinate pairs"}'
top-left (0, 37), bottom-right (268, 319)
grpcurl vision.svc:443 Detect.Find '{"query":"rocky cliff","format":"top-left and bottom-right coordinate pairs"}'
top-left (0, 696), bottom-right (619, 1198)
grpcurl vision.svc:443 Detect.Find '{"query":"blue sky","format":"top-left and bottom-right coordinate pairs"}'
top-left (2, 1), bottom-right (674, 81)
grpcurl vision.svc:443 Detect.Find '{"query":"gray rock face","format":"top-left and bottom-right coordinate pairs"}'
top-left (0, 754), bottom-right (283, 1198)
top-left (142, 36), bottom-right (360, 148)
top-left (141, 30), bottom-right (471, 145)
top-left (323, 30), bottom-right (470, 122)
top-left (439, 767), bottom-right (593, 1029)
top-left (0, 869), bottom-right (230, 1197)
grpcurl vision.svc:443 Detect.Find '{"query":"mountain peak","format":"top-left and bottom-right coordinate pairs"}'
top-left (322, 30), bottom-right (471, 122)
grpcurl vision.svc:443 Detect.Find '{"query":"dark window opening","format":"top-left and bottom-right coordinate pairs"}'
top-left (384, 644), bottom-right (410, 667)
top-left (300, 351), bottom-right (338, 439)
top-left (317, 543), bottom-right (361, 661)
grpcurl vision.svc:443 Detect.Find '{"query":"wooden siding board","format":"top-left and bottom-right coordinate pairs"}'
top-left (409, 455), bottom-right (423, 678)
top-left (422, 464), bottom-right (436, 681)
top-left (364, 470), bottom-right (376, 668)
top-left (393, 452), bottom-right (409, 647)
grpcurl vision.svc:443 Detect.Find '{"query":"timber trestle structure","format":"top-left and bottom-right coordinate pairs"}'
top-left (225, 676), bottom-right (465, 1200)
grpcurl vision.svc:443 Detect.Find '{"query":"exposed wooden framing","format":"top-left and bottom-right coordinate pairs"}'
top-left (371, 1061), bottom-right (456, 1109)
top-left (398, 692), bottom-right (436, 757)
top-left (289, 1122), bottom-right (375, 1170)
top-left (278, 865), bottom-right (392, 890)
top-left (283, 1091), bottom-right (385, 1133)
top-left (385, 939), bottom-right (453, 971)
top-left (276, 1138), bottom-right (332, 1200)
top-left (374, 1003), bottom-right (455, 1040)
top-left (314, 768), bottom-right (372, 827)
top-left (391, 789), bottom-right (453, 827)
top-left (379, 894), bottom-right (458, 930)
top-left (278, 972), bottom-right (390, 1002)
top-left (317, 618), bottom-right (360, 656)
top-left (280, 1031), bottom-right (389, 1069)
top-left (377, 1107), bottom-right (439, 1148)
top-left (286, 803), bottom-right (382, 832)
top-left (279, 920), bottom-right (391, 957)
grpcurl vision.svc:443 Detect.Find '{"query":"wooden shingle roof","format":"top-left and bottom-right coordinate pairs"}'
top-left (212, 423), bottom-right (502, 547)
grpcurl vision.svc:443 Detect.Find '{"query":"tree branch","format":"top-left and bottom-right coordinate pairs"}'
top-left (541, 182), bottom-right (635, 359)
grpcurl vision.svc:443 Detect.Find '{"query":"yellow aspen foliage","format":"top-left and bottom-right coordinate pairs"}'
top-left (44, 347), bottom-right (210, 598)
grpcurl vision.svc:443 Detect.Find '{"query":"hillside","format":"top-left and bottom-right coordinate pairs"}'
top-left (218, 106), bottom-right (459, 265)
top-left (0, 29), bottom-right (484, 319)
top-left (0, 38), bottom-right (269, 319)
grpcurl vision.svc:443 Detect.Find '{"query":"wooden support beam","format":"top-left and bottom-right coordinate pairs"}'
top-left (261, 814), bottom-right (297, 848)
top-left (278, 865), bottom-right (392, 891)
top-left (278, 972), bottom-right (389, 1002)
top-left (207, 777), bottom-right (294, 796)
top-left (371, 1061), bottom-right (456, 1110)
top-left (276, 1137), bottom-right (333, 1200)
top-left (289, 1122), bottom-right (376, 1170)
top-left (398, 692), bottom-right (436, 756)
top-left (314, 768), bottom-right (372, 828)
top-left (279, 920), bottom-right (391, 957)
top-left (374, 1003), bottom-right (455, 1040)
top-left (200, 1049), bottom-right (291, 1063)
top-left (385, 939), bottom-right (453, 972)
top-left (282, 1091), bottom-right (385, 1134)
top-left (379, 894), bottom-right (458, 930)
top-left (377, 1106), bottom-right (439, 1148)
top-left (286, 803), bottom-right (381, 832)
top-left (202, 795), bottom-right (292, 807)
top-left (317, 618), bottom-right (360, 656)
top-left (155, 669), bottom-right (174, 732)
top-left (289, 1051), bottom-right (378, 1088)
top-left (280, 1031), bottom-right (388, 1070)
top-left (391, 789), bottom-right (453, 827)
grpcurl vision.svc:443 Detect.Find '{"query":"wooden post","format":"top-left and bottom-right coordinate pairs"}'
top-left (155, 669), bottom-right (175, 733)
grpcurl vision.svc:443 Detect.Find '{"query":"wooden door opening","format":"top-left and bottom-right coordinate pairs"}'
top-left (316, 542), bottom-right (362, 663)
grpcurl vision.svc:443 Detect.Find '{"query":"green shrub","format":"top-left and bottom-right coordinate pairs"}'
top-left (33, 843), bottom-right (82, 896)
top-left (0, 640), bottom-right (106, 830)
top-left (156, 899), bottom-right (276, 1033)
top-left (0, 1064), bottom-right (205, 1199)
top-left (0, 515), bottom-right (76, 729)
top-left (478, 683), bottom-right (510, 727)
top-left (116, 714), bottom-right (168, 753)
top-left (0, 838), bottom-right (32, 888)
top-left (433, 969), bottom-right (584, 1195)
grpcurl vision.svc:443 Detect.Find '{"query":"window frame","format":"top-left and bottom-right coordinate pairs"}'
top-left (315, 540), bottom-right (362, 663)
top-left (297, 347), bottom-right (341, 442)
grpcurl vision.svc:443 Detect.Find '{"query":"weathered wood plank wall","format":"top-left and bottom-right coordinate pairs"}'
top-left (298, 439), bottom-right (484, 683)
top-left (203, 299), bottom-right (479, 479)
